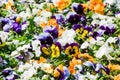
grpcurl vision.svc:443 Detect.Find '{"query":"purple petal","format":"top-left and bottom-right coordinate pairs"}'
top-left (72, 3), bottom-right (84, 14)
top-left (43, 26), bottom-right (58, 39)
top-left (73, 24), bottom-right (82, 31)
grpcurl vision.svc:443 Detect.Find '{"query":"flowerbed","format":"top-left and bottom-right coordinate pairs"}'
top-left (0, 0), bottom-right (120, 80)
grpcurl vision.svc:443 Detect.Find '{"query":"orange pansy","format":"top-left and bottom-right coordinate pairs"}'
top-left (108, 64), bottom-right (120, 71)
top-left (56, 0), bottom-right (71, 10)
top-left (114, 74), bottom-right (120, 80)
top-left (89, 0), bottom-right (104, 14)
top-left (68, 57), bottom-right (82, 74)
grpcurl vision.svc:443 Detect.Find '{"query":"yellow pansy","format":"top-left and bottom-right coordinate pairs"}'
top-left (51, 44), bottom-right (60, 58)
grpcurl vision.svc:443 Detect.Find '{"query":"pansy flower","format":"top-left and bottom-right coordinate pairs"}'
top-left (72, 3), bottom-right (84, 15)
top-left (99, 25), bottom-right (116, 35)
top-left (89, 0), bottom-right (105, 14)
top-left (51, 42), bottom-right (61, 58)
top-left (2, 68), bottom-right (20, 80)
top-left (43, 26), bottom-right (58, 39)
top-left (52, 0), bottom-right (71, 11)
top-left (68, 57), bottom-right (82, 74)
top-left (38, 33), bottom-right (53, 45)
top-left (53, 14), bottom-right (66, 26)
top-left (64, 43), bottom-right (80, 57)
top-left (41, 42), bottom-right (61, 58)
top-left (67, 12), bottom-right (81, 24)
top-left (73, 24), bottom-right (91, 40)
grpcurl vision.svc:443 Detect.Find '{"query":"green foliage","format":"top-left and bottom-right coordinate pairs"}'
top-left (72, 0), bottom-right (88, 3)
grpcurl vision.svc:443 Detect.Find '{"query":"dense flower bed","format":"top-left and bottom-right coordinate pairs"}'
top-left (0, 0), bottom-right (120, 80)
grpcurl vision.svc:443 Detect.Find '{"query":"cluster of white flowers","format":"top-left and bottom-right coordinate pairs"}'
top-left (81, 37), bottom-right (105, 49)
top-left (18, 60), bottom-right (54, 80)
top-left (34, 10), bottom-right (52, 25)
top-left (104, 0), bottom-right (120, 10)
top-left (11, 44), bottom-right (34, 58)
top-left (18, 61), bottom-right (38, 80)
top-left (95, 37), bottom-right (117, 60)
top-left (57, 29), bottom-right (76, 46)
top-left (18, 8), bottom-right (31, 21)
top-left (91, 13), bottom-right (115, 27)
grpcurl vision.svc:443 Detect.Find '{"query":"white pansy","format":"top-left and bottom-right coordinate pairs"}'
top-left (34, 16), bottom-right (41, 25)
top-left (32, 40), bottom-right (41, 57)
top-left (32, 40), bottom-right (40, 51)
top-left (11, 51), bottom-right (19, 57)
top-left (21, 67), bottom-right (37, 80)
top-left (106, 37), bottom-right (117, 43)
top-left (95, 37), bottom-right (117, 60)
top-left (32, 8), bottom-right (39, 15)
top-left (81, 41), bottom-right (90, 49)
top-left (57, 29), bottom-right (76, 46)
top-left (41, 10), bottom-right (52, 18)
top-left (34, 11), bottom-right (52, 25)
top-left (91, 13), bottom-right (115, 26)
top-left (17, 44), bottom-right (30, 52)
top-left (92, 37), bottom-right (105, 45)
top-left (18, 8), bottom-right (31, 21)
top-left (80, 37), bottom-right (105, 49)
top-left (0, 0), bottom-right (8, 6)
top-left (75, 72), bottom-right (98, 80)
top-left (0, 31), bottom-right (9, 42)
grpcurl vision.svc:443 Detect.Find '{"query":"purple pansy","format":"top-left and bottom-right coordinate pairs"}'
top-left (2, 68), bottom-right (20, 80)
top-left (53, 14), bottom-right (66, 25)
top-left (67, 12), bottom-right (81, 24)
top-left (43, 26), bottom-right (58, 39)
top-left (38, 33), bottom-right (53, 45)
top-left (64, 43), bottom-right (79, 50)
top-left (99, 25), bottom-right (116, 35)
top-left (1, 17), bottom-right (27, 33)
top-left (72, 3), bottom-right (84, 15)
